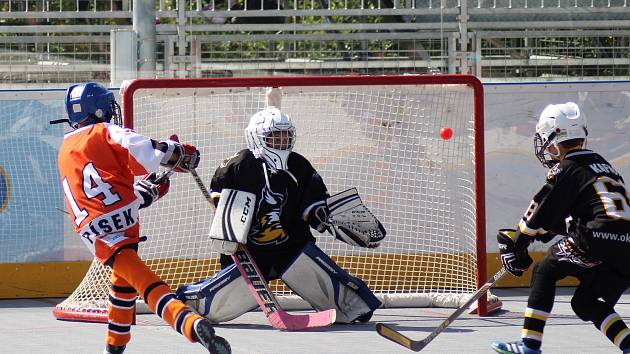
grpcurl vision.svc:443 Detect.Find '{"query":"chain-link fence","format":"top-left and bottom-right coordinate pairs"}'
top-left (1, 0), bottom-right (629, 84)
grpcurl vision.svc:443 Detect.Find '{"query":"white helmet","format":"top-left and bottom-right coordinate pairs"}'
top-left (245, 106), bottom-right (296, 170)
top-left (534, 102), bottom-right (588, 167)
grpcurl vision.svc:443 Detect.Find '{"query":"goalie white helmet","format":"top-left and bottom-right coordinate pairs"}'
top-left (534, 102), bottom-right (588, 168)
top-left (245, 106), bottom-right (296, 170)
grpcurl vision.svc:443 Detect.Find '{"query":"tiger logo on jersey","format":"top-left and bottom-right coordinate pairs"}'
top-left (250, 185), bottom-right (289, 245)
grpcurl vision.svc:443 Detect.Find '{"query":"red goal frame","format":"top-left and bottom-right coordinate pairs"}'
top-left (122, 74), bottom-right (489, 316)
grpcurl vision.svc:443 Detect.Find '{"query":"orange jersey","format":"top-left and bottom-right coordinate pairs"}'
top-left (58, 122), bottom-right (165, 242)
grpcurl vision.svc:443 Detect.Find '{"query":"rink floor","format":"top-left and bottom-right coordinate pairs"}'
top-left (1, 287), bottom-right (628, 354)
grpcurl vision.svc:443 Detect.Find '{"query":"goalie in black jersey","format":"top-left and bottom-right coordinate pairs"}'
top-left (176, 102), bottom-right (382, 325)
top-left (492, 102), bottom-right (630, 354)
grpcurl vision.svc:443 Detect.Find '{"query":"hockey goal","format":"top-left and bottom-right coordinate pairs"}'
top-left (54, 75), bottom-right (494, 322)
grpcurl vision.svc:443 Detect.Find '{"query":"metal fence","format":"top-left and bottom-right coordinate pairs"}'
top-left (0, 0), bottom-right (629, 84)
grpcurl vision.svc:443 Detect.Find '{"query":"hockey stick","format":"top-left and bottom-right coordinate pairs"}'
top-left (189, 168), bottom-right (212, 208)
top-left (375, 267), bottom-right (507, 351)
top-left (189, 168), bottom-right (337, 331)
top-left (231, 245), bottom-right (336, 330)
top-left (153, 167), bottom-right (175, 184)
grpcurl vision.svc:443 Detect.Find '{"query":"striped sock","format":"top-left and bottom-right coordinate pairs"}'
top-left (106, 274), bottom-right (137, 347)
top-left (521, 307), bottom-right (549, 349)
top-left (111, 249), bottom-right (204, 343)
top-left (144, 281), bottom-right (202, 341)
top-left (599, 312), bottom-right (630, 350)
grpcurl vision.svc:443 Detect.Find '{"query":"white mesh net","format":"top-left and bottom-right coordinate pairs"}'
top-left (54, 76), bottom-right (486, 321)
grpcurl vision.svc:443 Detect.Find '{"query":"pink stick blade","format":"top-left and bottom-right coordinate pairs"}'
top-left (274, 308), bottom-right (337, 331)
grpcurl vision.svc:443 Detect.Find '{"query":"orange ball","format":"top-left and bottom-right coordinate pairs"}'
top-left (440, 127), bottom-right (453, 140)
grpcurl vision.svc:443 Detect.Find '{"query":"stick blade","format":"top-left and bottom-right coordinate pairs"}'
top-left (272, 308), bottom-right (336, 331)
top-left (375, 323), bottom-right (426, 351)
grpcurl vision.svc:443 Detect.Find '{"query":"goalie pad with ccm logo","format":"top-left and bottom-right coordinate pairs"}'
top-left (327, 188), bottom-right (386, 248)
top-left (209, 189), bottom-right (256, 254)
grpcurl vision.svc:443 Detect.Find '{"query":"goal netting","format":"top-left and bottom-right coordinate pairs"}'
top-left (53, 75), bottom-right (493, 322)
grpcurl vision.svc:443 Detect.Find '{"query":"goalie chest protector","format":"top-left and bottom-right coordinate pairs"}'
top-left (211, 149), bottom-right (329, 254)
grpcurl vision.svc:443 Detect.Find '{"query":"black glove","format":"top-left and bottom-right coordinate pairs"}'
top-left (308, 204), bottom-right (331, 233)
top-left (497, 228), bottom-right (533, 277)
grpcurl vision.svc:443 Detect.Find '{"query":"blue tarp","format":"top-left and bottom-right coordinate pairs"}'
top-left (0, 99), bottom-right (66, 262)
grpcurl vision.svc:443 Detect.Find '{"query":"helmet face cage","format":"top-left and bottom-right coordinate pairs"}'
top-left (245, 107), bottom-right (296, 170)
top-left (111, 100), bottom-right (122, 126)
top-left (65, 82), bottom-right (120, 128)
top-left (534, 130), bottom-right (558, 168)
top-left (261, 128), bottom-right (295, 151)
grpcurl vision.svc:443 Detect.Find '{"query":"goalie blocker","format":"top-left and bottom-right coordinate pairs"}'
top-left (208, 189), bottom-right (255, 254)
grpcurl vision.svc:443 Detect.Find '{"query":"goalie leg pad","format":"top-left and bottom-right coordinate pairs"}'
top-left (280, 242), bottom-right (381, 323)
top-left (175, 264), bottom-right (258, 323)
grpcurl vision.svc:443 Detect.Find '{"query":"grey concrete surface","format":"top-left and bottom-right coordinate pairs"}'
top-left (1, 287), bottom-right (627, 353)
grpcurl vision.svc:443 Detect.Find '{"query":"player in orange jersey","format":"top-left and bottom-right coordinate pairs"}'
top-left (55, 82), bottom-right (230, 354)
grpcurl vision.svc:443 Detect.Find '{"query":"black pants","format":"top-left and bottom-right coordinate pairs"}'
top-left (529, 239), bottom-right (630, 322)
top-left (220, 243), bottom-right (307, 281)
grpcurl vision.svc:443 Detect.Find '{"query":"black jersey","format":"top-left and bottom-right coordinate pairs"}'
top-left (211, 149), bottom-right (329, 269)
top-left (516, 149), bottom-right (630, 272)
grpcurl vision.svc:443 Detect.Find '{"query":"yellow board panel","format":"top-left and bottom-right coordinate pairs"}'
top-left (0, 261), bottom-right (91, 298)
top-left (0, 252), bottom-right (579, 299)
top-left (488, 252), bottom-right (578, 287)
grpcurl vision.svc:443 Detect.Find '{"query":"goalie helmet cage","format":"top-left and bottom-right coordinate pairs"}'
top-left (53, 74), bottom-right (493, 323)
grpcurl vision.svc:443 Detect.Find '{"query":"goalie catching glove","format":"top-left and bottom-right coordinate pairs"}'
top-left (318, 188), bottom-right (387, 248)
top-left (134, 172), bottom-right (170, 209)
top-left (497, 228), bottom-right (533, 277)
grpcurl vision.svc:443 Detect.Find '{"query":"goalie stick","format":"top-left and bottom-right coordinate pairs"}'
top-left (231, 245), bottom-right (336, 331)
top-left (189, 168), bottom-right (337, 331)
top-left (375, 267), bottom-right (507, 351)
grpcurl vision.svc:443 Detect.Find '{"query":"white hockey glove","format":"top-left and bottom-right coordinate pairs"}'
top-left (326, 188), bottom-right (387, 249)
top-left (134, 172), bottom-right (170, 209)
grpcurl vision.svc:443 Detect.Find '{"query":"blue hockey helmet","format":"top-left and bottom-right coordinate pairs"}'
top-left (64, 82), bottom-right (121, 128)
